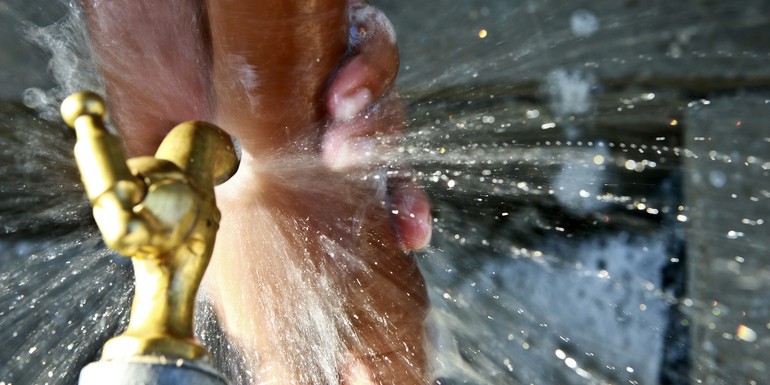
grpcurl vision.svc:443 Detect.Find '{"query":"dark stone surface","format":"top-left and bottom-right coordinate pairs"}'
top-left (684, 95), bottom-right (770, 385)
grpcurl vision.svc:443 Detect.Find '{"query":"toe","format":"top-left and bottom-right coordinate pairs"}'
top-left (389, 180), bottom-right (432, 250)
top-left (327, 3), bottom-right (399, 121)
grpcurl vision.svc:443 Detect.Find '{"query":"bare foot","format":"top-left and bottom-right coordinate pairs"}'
top-left (82, 1), bottom-right (430, 383)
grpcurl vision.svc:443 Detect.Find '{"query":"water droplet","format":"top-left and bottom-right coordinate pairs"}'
top-left (544, 69), bottom-right (594, 116)
top-left (570, 9), bottom-right (600, 37)
top-left (541, 122), bottom-right (556, 129)
top-left (22, 88), bottom-right (47, 109)
top-left (709, 170), bottom-right (727, 188)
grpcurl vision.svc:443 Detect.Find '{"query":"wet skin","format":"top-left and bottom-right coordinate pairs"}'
top-left (81, 0), bottom-right (430, 383)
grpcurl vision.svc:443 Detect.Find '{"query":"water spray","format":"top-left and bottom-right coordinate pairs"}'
top-left (60, 91), bottom-right (238, 385)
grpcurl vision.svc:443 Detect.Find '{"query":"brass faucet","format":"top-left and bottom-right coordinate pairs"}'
top-left (61, 91), bottom-right (238, 361)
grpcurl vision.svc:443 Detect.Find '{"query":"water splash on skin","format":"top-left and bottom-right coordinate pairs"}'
top-left (350, 3), bottom-right (397, 46)
top-left (227, 54), bottom-right (261, 112)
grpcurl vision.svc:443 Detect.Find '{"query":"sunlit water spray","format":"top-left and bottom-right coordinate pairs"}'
top-left (381, 91), bottom-right (686, 384)
top-left (3, 1), bottom-right (770, 384)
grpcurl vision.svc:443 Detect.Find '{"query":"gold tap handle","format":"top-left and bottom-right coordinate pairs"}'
top-left (62, 92), bottom-right (153, 255)
top-left (61, 91), bottom-right (240, 361)
top-left (61, 91), bottom-right (145, 206)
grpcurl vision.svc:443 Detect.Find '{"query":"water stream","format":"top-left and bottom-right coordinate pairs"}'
top-left (2, 1), bottom-right (770, 384)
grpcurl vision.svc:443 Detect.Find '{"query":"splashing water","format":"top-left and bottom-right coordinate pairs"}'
top-left (3, 0), bottom-right (770, 384)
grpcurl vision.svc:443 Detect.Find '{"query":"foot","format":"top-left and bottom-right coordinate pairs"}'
top-left (82, 1), bottom-right (430, 383)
